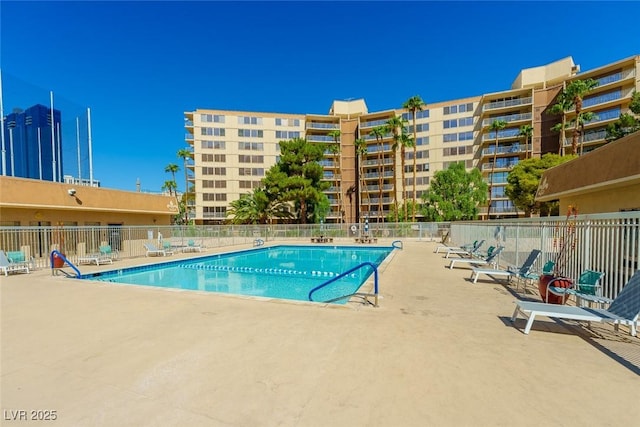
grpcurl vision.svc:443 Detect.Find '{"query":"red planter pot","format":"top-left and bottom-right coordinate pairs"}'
top-left (538, 274), bottom-right (573, 305)
top-left (52, 253), bottom-right (66, 268)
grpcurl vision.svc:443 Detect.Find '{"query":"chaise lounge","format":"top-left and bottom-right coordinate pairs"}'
top-left (0, 250), bottom-right (31, 275)
top-left (470, 249), bottom-right (541, 286)
top-left (448, 246), bottom-right (503, 270)
top-left (511, 270), bottom-right (640, 337)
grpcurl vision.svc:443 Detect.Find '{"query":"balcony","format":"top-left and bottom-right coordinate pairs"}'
top-left (482, 97), bottom-right (532, 112)
top-left (307, 135), bottom-right (335, 142)
top-left (482, 112), bottom-right (532, 127)
top-left (481, 144), bottom-right (528, 156)
top-left (481, 128), bottom-right (521, 142)
top-left (360, 118), bottom-right (390, 129)
top-left (563, 129), bottom-right (608, 146)
top-left (481, 161), bottom-right (519, 171)
top-left (185, 133), bottom-right (194, 141)
top-left (185, 119), bottom-right (194, 128)
top-left (594, 69), bottom-right (636, 89)
top-left (306, 122), bottom-right (339, 130)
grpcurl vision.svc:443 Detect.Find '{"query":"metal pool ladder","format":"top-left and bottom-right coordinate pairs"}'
top-left (308, 262), bottom-right (379, 307)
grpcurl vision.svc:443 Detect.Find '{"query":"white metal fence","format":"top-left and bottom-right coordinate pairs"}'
top-left (0, 222), bottom-right (449, 269)
top-left (3, 213), bottom-right (637, 301)
top-left (449, 212), bottom-right (640, 300)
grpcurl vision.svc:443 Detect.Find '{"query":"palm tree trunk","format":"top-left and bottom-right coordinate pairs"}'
top-left (401, 146), bottom-right (407, 221)
top-left (487, 134), bottom-right (499, 218)
top-left (412, 112), bottom-right (417, 221)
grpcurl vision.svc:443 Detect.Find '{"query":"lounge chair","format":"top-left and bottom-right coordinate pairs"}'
top-left (443, 240), bottom-right (486, 259)
top-left (448, 246), bottom-right (503, 270)
top-left (6, 250), bottom-right (35, 270)
top-left (434, 239), bottom-right (477, 254)
top-left (144, 243), bottom-right (171, 257)
top-left (470, 249), bottom-right (541, 285)
top-left (77, 253), bottom-right (113, 266)
top-left (99, 245), bottom-right (119, 260)
top-left (0, 250), bottom-right (30, 276)
top-left (511, 270), bottom-right (640, 336)
top-left (181, 239), bottom-right (202, 253)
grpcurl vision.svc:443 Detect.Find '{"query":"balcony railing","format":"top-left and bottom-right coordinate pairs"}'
top-left (185, 133), bottom-right (194, 140)
top-left (482, 112), bottom-right (532, 127)
top-left (482, 97), bottom-right (532, 112)
top-left (185, 120), bottom-right (194, 127)
top-left (481, 144), bottom-right (528, 156)
top-left (306, 122), bottom-right (339, 130)
top-left (307, 135), bottom-right (335, 142)
top-left (594, 68), bottom-right (636, 88)
top-left (563, 129), bottom-right (608, 146)
top-left (360, 118), bottom-right (390, 128)
top-left (482, 128), bottom-right (521, 141)
top-left (481, 161), bottom-right (519, 170)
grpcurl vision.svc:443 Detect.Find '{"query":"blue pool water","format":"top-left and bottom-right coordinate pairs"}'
top-left (83, 245), bottom-right (395, 304)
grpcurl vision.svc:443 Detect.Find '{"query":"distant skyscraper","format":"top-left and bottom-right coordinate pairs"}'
top-left (3, 104), bottom-right (62, 181)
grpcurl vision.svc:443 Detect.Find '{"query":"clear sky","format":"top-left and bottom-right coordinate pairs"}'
top-left (1, 1), bottom-right (638, 192)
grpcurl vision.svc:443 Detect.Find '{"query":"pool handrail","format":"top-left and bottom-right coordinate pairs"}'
top-left (308, 261), bottom-right (379, 307)
top-left (50, 250), bottom-right (82, 278)
top-left (392, 240), bottom-right (403, 249)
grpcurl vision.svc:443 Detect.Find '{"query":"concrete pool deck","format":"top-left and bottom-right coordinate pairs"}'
top-left (1, 240), bottom-right (639, 426)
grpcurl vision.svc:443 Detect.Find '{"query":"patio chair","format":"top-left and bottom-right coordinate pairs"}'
top-left (6, 250), bottom-right (35, 270)
top-left (182, 239), bottom-right (202, 253)
top-left (448, 246), bottom-right (503, 270)
top-left (0, 250), bottom-right (30, 276)
top-left (434, 238), bottom-right (474, 254)
top-left (144, 243), bottom-right (171, 257)
top-left (443, 240), bottom-right (486, 259)
top-left (99, 245), bottom-right (119, 260)
top-left (77, 253), bottom-right (113, 266)
top-left (470, 249), bottom-right (541, 285)
top-left (565, 270), bottom-right (608, 307)
top-left (511, 270), bottom-right (640, 337)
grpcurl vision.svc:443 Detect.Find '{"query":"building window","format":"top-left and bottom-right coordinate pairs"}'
top-left (201, 127), bottom-right (225, 136)
top-left (443, 119), bottom-right (457, 129)
top-left (201, 114), bottom-right (225, 123)
top-left (238, 129), bottom-right (264, 138)
top-left (238, 116), bottom-right (263, 125)
top-left (443, 133), bottom-right (458, 143)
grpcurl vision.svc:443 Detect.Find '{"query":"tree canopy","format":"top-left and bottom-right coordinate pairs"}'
top-left (421, 162), bottom-right (487, 221)
top-left (262, 138), bottom-right (330, 224)
top-left (606, 91), bottom-right (640, 141)
top-left (505, 153), bottom-right (575, 216)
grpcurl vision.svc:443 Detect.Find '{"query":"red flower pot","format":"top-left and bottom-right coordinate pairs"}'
top-left (52, 253), bottom-right (66, 268)
top-left (538, 274), bottom-right (573, 304)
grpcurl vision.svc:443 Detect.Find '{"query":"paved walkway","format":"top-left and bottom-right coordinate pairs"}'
top-left (1, 241), bottom-right (639, 426)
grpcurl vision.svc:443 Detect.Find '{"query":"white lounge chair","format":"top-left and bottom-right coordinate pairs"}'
top-left (181, 240), bottom-right (202, 253)
top-left (470, 249), bottom-right (541, 285)
top-left (434, 239), bottom-right (476, 254)
top-left (442, 240), bottom-right (486, 259)
top-left (77, 253), bottom-right (113, 266)
top-left (511, 270), bottom-right (640, 336)
top-left (144, 243), bottom-right (171, 257)
top-left (0, 250), bottom-right (30, 276)
top-left (448, 246), bottom-right (503, 270)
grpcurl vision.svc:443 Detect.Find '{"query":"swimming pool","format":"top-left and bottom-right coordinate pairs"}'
top-left (83, 245), bottom-right (395, 304)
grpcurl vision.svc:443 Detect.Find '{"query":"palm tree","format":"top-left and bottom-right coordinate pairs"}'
top-left (550, 91), bottom-right (574, 156)
top-left (177, 148), bottom-right (192, 224)
top-left (354, 137), bottom-right (369, 219)
top-left (399, 132), bottom-right (414, 221)
top-left (164, 163), bottom-right (179, 184)
top-left (162, 180), bottom-right (177, 196)
top-left (575, 111), bottom-right (597, 155)
top-left (518, 124), bottom-right (533, 159)
top-left (486, 120), bottom-right (507, 219)
top-left (327, 130), bottom-right (342, 223)
top-left (370, 125), bottom-right (387, 222)
top-left (565, 78), bottom-right (598, 155)
top-left (164, 163), bottom-right (181, 218)
top-left (386, 116), bottom-right (406, 223)
top-left (227, 188), bottom-right (293, 224)
top-left (402, 95), bottom-right (425, 221)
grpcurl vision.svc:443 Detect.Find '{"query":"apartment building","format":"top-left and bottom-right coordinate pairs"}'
top-left (184, 55), bottom-right (639, 224)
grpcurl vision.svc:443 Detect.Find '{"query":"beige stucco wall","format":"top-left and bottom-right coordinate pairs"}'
top-left (0, 176), bottom-right (177, 226)
top-left (536, 131), bottom-right (640, 214)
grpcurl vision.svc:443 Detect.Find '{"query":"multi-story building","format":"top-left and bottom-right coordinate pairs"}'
top-left (2, 104), bottom-right (63, 181)
top-left (184, 55), bottom-right (639, 224)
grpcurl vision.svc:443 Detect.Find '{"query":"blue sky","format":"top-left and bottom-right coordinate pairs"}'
top-left (2, 1), bottom-right (638, 192)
